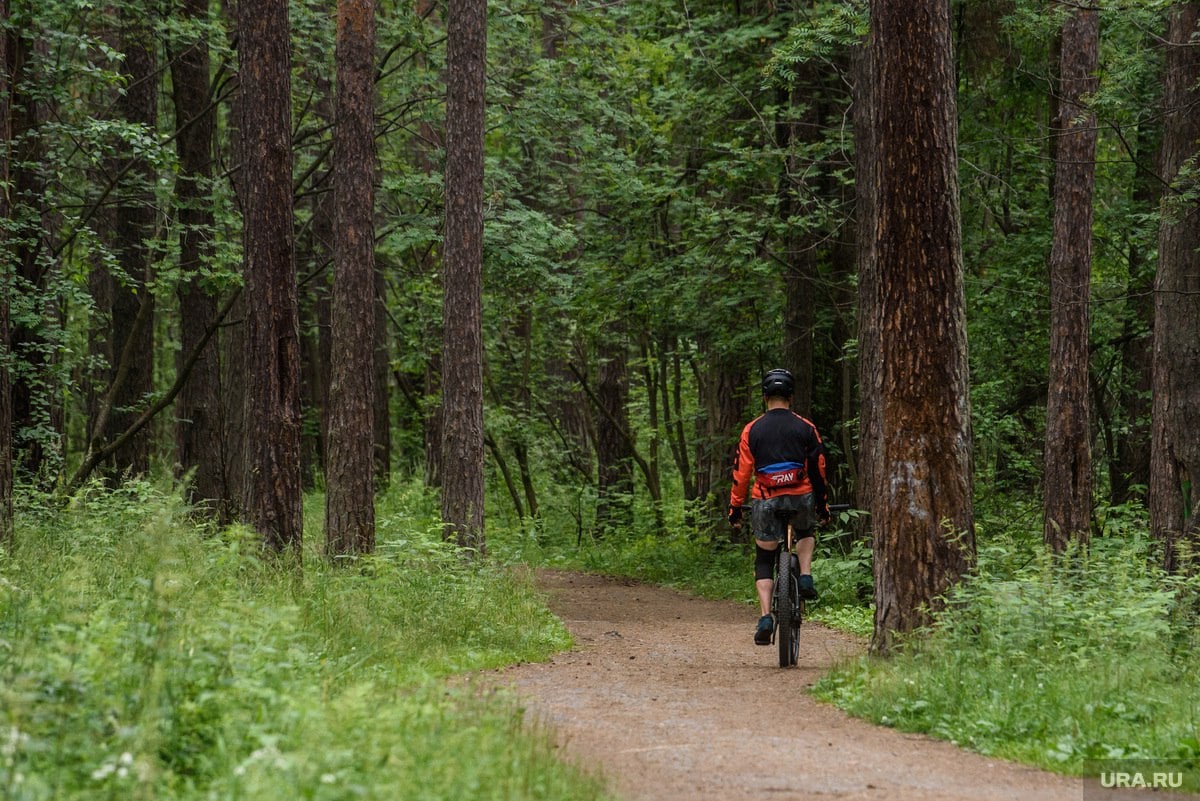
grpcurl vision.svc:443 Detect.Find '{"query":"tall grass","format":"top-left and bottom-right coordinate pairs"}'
top-left (813, 515), bottom-right (1200, 787)
top-left (0, 481), bottom-right (610, 800)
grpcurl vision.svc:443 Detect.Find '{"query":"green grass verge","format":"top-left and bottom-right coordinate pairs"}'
top-left (0, 481), bottom-right (610, 800)
top-left (812, 529), bottom-right (1200, 790)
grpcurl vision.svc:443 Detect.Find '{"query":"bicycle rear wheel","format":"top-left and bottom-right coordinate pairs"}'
top-left (776, 552), bottom-right (800, 667)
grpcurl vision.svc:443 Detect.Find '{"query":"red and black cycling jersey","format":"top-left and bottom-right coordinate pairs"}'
top-left (729, 408), bottom-right (828, 507)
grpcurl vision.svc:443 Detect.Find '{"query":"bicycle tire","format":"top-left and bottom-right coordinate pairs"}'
top-left (776, 552), bottom-right (799, 667)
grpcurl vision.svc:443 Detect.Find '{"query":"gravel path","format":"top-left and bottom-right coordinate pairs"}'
top-left (485, 570), bottom-right (1179, 801)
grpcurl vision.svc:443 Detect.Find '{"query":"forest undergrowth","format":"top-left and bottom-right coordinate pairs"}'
top-left (3, 476), bottom-right (1196, 797)
top-left (812, 502), bottom-right (1200, 789)
top-left (0, 480), bottom-right (609, 801)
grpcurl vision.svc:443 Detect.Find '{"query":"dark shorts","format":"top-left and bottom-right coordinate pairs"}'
top-left (751, 493), bottom-right (816, 543)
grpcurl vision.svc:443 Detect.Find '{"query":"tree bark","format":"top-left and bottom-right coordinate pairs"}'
top-left (239, 0), bottom-right (303, 552)
top-left (217, 0), bottom-right (246, 523)
top-left (373, 264), bottom-right (391, 487)
top-left (869, 0), bottom-right (975, 653)
top-left (172, 0), bottom-right (225, 513)
top-left (594, 340), bottom-right (634, 535)
top-left (296, 47), bottom-right (334, 491)
top-left (440, 0), bottom-right (487, 553)
top-left (8, 27), bottom-right (53, 480)
top-left (777, 9), bottom-right (820, 418)
top-left (0, 0), bottom-right (12, 547)
top-left (416, 0), bottom-right (444, 491)
top-left (325, 0), bottom-right (378, 557)
top-left (109, 14), bottom-right (157, 478)
top-left (1043, 6), bottom-right (1098, 552)
top-left (1151, 2), bottom-right (1200, 573)
top-left (696, 347), bottom-right (748, 538)
top-left (1111, 116), bottom-right (1160, 506)
top-left (854, 23), bottom-right (879, 542)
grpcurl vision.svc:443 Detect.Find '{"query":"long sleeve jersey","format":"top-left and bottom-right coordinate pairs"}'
top-left (729, 408), bottom-right (828, 508)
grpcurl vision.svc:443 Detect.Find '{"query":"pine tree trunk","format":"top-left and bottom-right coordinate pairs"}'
top-left (239, 0), bottom-right (303, 552)
top-left (172, 0), bottom-right (224, 513)
top-left (373, 264), bottom-right (391, 486)
top-left (1112, 121), bottom-right (1160, 506)
top-left (297, 57), bottom-right (334, 491)
top-left (594, 340), bottom-right (634, 535)
top-left (325, 0), bottom-right (378, 557)
top-left (440, 0), bottom-right (487, 553)
top-left (416, 0), bottom-right (444, 491)
top-left (695, 350), bottom-right (748, 538)
top-left (0, 0), bottom-right (12, 547)
top-left (777, 5), bottom-right (820, 418)
top-left (1044, 6), bottom-right (1098, 551)
top-left (109, 15), bottom-right (157, 478)
top-left (8, 29), bottom-right (52, 480)
top-left (853, 25), bottom-right (879, 541)
top-left (218, 0), bottom-right (245, 523)
top-left (1151, 2), bottom-right (1200, 573)
top-left (869, 0), bottom-right (975, 653)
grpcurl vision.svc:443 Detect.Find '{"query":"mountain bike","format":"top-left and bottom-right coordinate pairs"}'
top-left (771, 503), bottom-right (851, 668)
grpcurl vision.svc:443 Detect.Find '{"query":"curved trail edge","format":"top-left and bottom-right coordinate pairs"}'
top-left (484, 570), bottom-right (1169, 801)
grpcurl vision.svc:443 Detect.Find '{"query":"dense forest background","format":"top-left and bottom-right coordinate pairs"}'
top-left (2, 0), bottom-right (1199, 606)
top-left (4, 2), bottom-right (1200, 796)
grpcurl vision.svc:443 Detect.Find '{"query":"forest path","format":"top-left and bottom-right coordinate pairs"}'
top-left (484, 570), bottom-right (1134, 801)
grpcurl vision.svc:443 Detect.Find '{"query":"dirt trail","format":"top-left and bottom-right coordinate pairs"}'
top-left (486, 570), bottom-right (1163, 801)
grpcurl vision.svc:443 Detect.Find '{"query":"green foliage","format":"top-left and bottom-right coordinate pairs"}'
top-left (764, 1), bottom-right (866, 86)
top-left (5, 0), bottom-right (244, 479)
top-left (813, 517), bottom-right (1200, 785)
top-left (0, 483), bottom-right (606, 800)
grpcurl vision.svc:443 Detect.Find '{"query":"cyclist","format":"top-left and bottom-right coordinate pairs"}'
top-left (728, 368), bottom-right (829, 646)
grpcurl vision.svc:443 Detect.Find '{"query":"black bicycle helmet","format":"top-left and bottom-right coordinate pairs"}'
top-left (761, 368), bottom-right (795, 398)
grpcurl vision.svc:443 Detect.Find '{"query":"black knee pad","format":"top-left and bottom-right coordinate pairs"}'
top-left (755, 545), bottom-right (777, 582)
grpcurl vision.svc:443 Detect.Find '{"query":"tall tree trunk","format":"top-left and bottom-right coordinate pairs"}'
top-left (219, 0), bottom-right (246, 523)
top-left (594, 339), bottom-right (634, 535)
top-left (778, 27), bottom-right (819, 417)
top-left (1112, 123), bottom-right (1159, 506)
top-left (86, 200), bottom-right (115, 472)
top-left (299, 293), bottom-right (323, 488)
top-left (298, 211), bottom-right (331, 491)
top-left (440, 0), bottom-right (487, 553)
top-left (297, 50), bottom-right (334, 491)
top-left (108, 13), bottom-right (157, 478)
top-left (1043, 6), bottom-right (1099, 552)
top-left (696, 345), bottom-right (747, 537)
top-left (853, 25), bottom-right (879, 538)
top-left (172, 0), bottom-right (224, 513)
top-left (325, 0), bottom-right (378, 557)
top-left (8, 28), bottom-right (52, 481)
top-left (373, 264), bottom-right (391, 486)
top-left (869, 0), bottom-right (975, 653)
top-left (239, 0), bottom-right (303, 551)
top-left (0, 0), bottom-right (12, 546)
top-left (416, 0), bottom-right (444, 490)
top-left (1151, 2), bottom-right (1200, 573)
